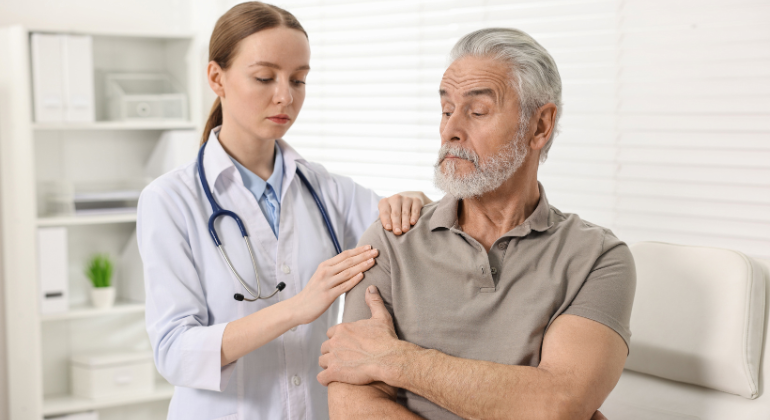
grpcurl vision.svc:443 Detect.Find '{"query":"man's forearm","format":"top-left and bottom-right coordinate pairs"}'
top-left (328, 382), bottom-right (425, 420)
top-left (385, 347), bottom-right (580, 420)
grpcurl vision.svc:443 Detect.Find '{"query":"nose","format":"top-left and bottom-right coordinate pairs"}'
top-left (273, 79), bottom-right (293, 106)
top-left (440, 112), bottom-right (465, 145)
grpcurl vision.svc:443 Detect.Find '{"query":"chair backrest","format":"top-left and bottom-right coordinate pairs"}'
top-left (602, 242), bottom-right (770, 420)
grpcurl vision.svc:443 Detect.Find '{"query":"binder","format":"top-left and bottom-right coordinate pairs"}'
top-left (31, 33), bottom-right (65, 122)
top-left (37, 227), bottom-right (69, 314)
top-left (31, 33), bottom-right (95, 123)
top-left (62, 35), bottom-right (95, 122)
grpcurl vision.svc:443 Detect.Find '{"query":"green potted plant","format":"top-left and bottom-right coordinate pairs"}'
top-left (85, 254), bottom-right (115, 309)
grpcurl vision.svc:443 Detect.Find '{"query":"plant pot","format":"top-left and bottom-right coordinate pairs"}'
top-left (90, 287), bottom-right (116, 309)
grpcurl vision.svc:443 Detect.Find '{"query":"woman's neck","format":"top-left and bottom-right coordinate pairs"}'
top-left (217, 120), bottom-right (276, 181)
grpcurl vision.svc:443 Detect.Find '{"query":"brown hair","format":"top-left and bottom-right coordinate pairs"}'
top-left (201, 2), bottom-right (308, 146)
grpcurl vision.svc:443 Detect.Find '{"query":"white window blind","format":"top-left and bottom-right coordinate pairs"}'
top-left (215, 0), bottom-right (770, 260)
top-left (614, 0), bottom-right (770, 259)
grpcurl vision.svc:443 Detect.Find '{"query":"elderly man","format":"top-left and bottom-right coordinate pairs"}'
top-left (318, 28), bottom-right (635, 420)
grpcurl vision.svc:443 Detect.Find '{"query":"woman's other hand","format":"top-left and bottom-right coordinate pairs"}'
top-left (378, 192), bottom-right (432, 235)
top-left (291, 245), bottom-right (378, 325)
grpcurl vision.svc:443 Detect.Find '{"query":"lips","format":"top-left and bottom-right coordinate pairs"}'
top-left (267, 114), bottom-right (290, 124)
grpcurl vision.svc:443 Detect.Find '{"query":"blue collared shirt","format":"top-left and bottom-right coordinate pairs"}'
top-left (229, 143), bottom-right (284, 238)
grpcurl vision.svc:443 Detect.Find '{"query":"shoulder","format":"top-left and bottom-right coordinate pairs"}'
top-left (548, 206), bottom-right (623, 250)
top-left (139, 159), bottom-right (199, 211)
top-left (549, 206), bottom-right (635, 275)
top-left (358, 199), bottom-right (442, 250)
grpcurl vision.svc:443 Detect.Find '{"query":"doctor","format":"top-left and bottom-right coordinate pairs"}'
top-left (137, 2), bottom-right (430, 419)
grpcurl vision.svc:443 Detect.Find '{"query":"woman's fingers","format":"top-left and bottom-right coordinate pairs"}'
top-left (324, 245), bottom-right (371, 267)
top-left (410, 197), bottom-right (422, 225)
top-left (390, 198), bottom-right (403, 235)
top-left (400, 198), bottom-right (412, 233)
top-left (378, 198), bottom-right (393, 231)
top-left (331, 272), bottom-right (365, 295)
top-left (330, 247), bottom-right (378, 274)
top-left (330, 257), bottom-right (374, 288)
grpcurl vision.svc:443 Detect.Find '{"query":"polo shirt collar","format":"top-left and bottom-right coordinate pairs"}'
top-left (429, 181), bottom-right (554, 237)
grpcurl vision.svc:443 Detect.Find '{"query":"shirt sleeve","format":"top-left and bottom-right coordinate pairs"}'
top-left (342, 222), bottom-right (396, 323)
top-left (562, 231), bottom-right (637, 351)
top-left (137, 184), bottom-right (235, 392)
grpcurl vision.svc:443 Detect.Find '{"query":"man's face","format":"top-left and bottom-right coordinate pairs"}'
top-left (435, 55), bottom-right (529, 198)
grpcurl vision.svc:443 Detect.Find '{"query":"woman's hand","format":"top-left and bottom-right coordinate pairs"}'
top-left (379, 191), bottom-right (432, 235)
top-left (291, 245), bottom-right (379, 325)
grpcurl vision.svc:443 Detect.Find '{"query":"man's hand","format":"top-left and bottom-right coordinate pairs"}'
top-left (318, 285), bottom-right (417, 386)
top-left (592, 410), bottom-right (608, 420)
top-left (378, 191), bottom-right (431, 235)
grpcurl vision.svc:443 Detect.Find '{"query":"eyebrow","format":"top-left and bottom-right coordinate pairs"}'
top-left (464, 88), bottom-right (495, 99)
top-left (438, 88), bottom-right (496, 100)
top-left (248, 61), bottom-right (310, 71)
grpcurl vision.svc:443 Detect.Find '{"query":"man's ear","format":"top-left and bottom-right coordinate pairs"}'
top-left (207, 61), bottom-right (226, 99)
top-left (529, 103), bottom-right (558, 152)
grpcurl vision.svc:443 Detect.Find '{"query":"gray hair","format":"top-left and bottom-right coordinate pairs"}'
top-left (449, 28), bottom-right (562, 163)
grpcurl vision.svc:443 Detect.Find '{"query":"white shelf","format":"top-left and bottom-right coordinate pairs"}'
top-left (43, 382), bottom-right (174, 416)
top-left (33, 120), bottom-right (196, 131)
top-left (37, 212), bottom-right (137, 227)
top-left (41, 301), bottom-right (145, 322)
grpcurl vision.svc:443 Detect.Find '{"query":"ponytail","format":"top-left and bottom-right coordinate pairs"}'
top-left (200, 97), bottom-right (223, 146)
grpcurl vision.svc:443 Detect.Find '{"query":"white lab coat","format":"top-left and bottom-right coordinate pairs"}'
top-left (137, 129), bottom-right (381, 420)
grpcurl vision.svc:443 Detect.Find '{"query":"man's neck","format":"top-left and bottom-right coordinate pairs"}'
top-left (458, 174), bottom-right (540, 252)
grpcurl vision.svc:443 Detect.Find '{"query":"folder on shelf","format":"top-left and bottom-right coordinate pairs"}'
top-left (37, 227), bottom-right (69, 314)
top-left (31, 33), bottom-right (65, 122)
top-left (31, 33), bottom-right (95, 123)
top-left (62, 35), bottom-right (95, 122)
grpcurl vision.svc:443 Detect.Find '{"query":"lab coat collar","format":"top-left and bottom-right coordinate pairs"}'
top-left (202, 126), bottom-right (309, 202)
top-left (202, 126), bottom-right (237, 194)
top-left (276, 138), bottom-right (308, 202)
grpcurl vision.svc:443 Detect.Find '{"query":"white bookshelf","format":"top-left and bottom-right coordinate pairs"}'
top-left (0, 25), bottom-right (202, 420)
top-left (43, 382), bottom-right (175, 417)
top-left (38, 212), bottom-right (138, 227)
top-left (41, 301), bottom-right (145, 322)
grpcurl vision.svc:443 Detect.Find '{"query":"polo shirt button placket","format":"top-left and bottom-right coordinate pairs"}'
top-left (498, 242), bottom-right (508, 250)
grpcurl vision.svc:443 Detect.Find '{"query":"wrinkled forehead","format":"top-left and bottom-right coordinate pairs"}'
top-left (440, 56), bottom-right (515, 103)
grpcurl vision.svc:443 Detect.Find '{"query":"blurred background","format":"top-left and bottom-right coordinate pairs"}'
top-left (0, 0), bottom-right (768, 419)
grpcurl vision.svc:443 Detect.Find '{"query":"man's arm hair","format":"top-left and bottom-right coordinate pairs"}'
top-left (329, 381), bottom-right (424, 419)
top-left (329, 314), bottom-right (626, 420)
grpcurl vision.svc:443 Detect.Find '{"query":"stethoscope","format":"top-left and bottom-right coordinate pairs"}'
top-left (197, 141), bottom-right (342, 302)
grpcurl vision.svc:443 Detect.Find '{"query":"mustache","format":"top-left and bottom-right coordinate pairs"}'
top-left (436, 144), bottom-right (479, 168)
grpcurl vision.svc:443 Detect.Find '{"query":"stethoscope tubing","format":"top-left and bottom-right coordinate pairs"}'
top-left (197, 141), bottom-right (341, 302)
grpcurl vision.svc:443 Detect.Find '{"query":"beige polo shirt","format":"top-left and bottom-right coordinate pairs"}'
top-left (342, 182), bottom-right (636, 420)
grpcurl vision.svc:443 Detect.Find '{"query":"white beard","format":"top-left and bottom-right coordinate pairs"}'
top-left (433, 132), bottom-right (528, 199)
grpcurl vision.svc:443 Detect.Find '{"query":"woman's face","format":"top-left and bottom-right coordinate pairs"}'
top-left (210, 26), bottom-right (310, 141)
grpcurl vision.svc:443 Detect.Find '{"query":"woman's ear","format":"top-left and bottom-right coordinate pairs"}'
top-left (207, 61), bottom-right (226, 98)
top-left (529, 103), bottom-right (558, 152)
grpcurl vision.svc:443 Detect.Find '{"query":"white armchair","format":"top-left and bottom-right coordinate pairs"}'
top-left (601, 242), bottom-right (770, 419)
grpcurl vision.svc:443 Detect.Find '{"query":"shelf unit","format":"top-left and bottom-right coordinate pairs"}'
top-left (41, 301), bottom-right (145, 322)
top-left (43, 382), bottom-right (175, 417)
top-left (37, 212), bottom-right (138, 227)
top-left (0, 25), bottom-right (203, 420)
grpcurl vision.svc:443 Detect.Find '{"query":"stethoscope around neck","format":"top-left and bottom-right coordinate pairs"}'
top-left (197, 141), bottom-right (342, 302)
